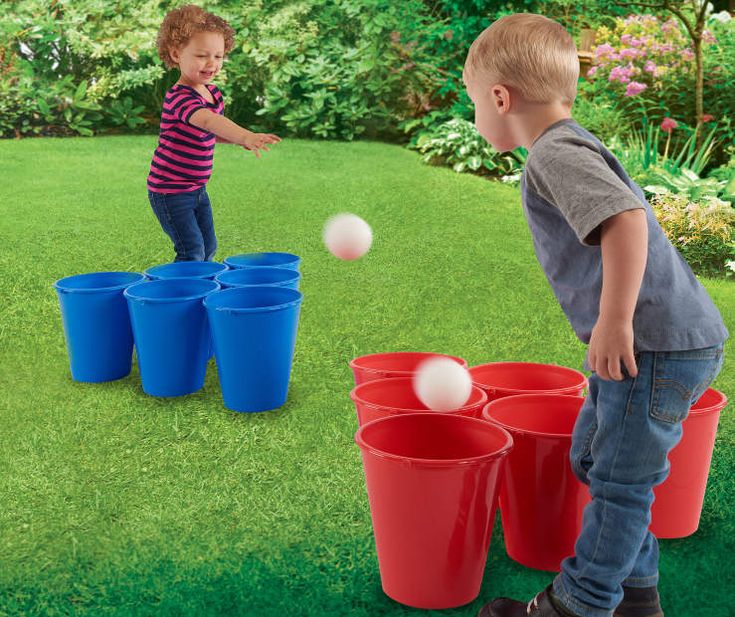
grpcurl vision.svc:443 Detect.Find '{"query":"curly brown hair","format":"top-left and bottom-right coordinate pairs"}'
top-left (157, 4), bottom-right (235, 70)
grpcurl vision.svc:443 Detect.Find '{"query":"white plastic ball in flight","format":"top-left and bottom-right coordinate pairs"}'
top-left (323, 213), bottom-right (373, 260)
top-left (413, 357), bottom-right (472, 412)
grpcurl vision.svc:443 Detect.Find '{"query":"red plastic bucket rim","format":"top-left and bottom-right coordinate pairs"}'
top-left (349, 351), bottom-right (468, 377)
top-left (469, 361), bottom-right (588, 394)
top-left (350, 376), bottom-right (487, 415)
top-left (481, 393), bottom-right (586, 439)
top-left (690, 387), bottom-right (728, 415)
top-left (354, 412), bottom-right (514, 467)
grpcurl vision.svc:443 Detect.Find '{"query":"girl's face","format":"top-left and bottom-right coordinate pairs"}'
top-left (171, 31), bottom-right (225, 86)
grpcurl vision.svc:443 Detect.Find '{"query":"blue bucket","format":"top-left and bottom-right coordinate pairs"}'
top-left (215, 267), bottom-right (301, 290)
top-left (144, 262), bottom-right (226, 359)
top-left (204, 286), bottom-right (302, 412)
top-left (145, 261), bottom-right (227, 280)
top-left (124, 278), bottom-right (219, 397)
top-left (54, 271), bottom-right (145, 382)
top-left (223, 252), bottom-right (300, 271)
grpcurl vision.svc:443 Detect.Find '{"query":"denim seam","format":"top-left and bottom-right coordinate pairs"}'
top-left (622, 573), bottom-right (659, 587)
top-left (575, 372), bottom-right (637, 584)
top-left (554, 576), bottom-right (614, 617)
top-left (161, 196), bottom-right (189, 257)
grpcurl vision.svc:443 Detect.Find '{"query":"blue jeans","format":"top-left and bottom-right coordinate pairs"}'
top-left (553, 344), bottom-right (725, 617)
top-left (148, 187), bottom-right (217, 261)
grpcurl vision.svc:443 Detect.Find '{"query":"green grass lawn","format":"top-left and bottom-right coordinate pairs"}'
top-left (1, 136), bottom-right (733, 616)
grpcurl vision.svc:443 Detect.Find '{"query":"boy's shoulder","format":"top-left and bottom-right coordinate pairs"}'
top-left (526, 119), bottom-right (603, 170)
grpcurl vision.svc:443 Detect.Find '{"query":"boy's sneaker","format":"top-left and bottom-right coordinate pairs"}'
top-left (614, 585), bottom-right (663, 617)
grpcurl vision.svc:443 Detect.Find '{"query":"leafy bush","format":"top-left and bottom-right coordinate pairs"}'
top-left (571, 96), bottom-right (632, 143)
top-left (411, 118), bottom-right (526, 180)
top-left (650, 192), bottom-right (735, 277)
top-left (235, 0), bottom-right (444, 140)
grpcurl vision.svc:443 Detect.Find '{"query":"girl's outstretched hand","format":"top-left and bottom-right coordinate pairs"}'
top-left (242, 132), bottom-right (281, 158)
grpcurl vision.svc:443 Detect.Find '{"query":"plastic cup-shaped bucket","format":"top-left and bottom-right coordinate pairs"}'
top-left (204, 286), bottom-right (302, 412)
top-left (356, 413), bottom-right (513, 609)
top-left (350, 352), bottom-right (468, 385)
top-left (145, 261), bottom-right (226, 359)
top-left (224, 252), bottom-right (300, 271)
top-left (651, 388), bottom-right (729, 538)
top-left (350, 377), bottom-right (487, 426)
top-left (54, 272), bottom-right (145, 382)
top-left (481, 394), bottom-right (589, 571)
top-left (124, 278), bottom-right (219, 397)
top-left (144, 261), bottom-right (227, 280)
top-left (215, 266), bottom-right (301, 290)
top-left (470, 362), bottom-right (587, 401)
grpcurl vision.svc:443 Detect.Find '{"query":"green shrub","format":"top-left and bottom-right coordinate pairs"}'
top-left (571, 96), bottom-right (632, 143)
top-left (411, 118), bottom-right (526, 180)
top-left (650, 192), bottom-right (735, 277)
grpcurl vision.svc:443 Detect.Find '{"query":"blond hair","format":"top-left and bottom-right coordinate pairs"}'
top-left (465, 13), bottom-right (579, 107)
top-left (157, 4), bottom-right (235, 70)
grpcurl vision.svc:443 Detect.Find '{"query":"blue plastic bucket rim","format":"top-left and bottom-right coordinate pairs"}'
top-left (144, 261), bottom-right (228, 279)
top-left (124, 278), bottom-right (221, 303)
top-left (54, 271), bottom-right (145, 294)
top-left (224, 252), bottom-right (300, 268)
top-left (215, 267), bottom-right (301, 286)
top-left (204, 286), bottom-right (302, 313)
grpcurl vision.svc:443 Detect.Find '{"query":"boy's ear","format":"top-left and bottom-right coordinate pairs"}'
top-left (491, 84), bottom-right (511, 114)
top-left (170, 46), bottom-right (181, 63)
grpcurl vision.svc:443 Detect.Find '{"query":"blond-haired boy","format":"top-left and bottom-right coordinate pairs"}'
top-left (463, 13), bottom-right (727, 617)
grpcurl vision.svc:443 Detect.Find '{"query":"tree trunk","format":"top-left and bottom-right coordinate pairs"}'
top-left (694, 37), bottom-right (703, 148)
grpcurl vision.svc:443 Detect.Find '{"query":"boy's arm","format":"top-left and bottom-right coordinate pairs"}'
top-left (590, 209), bottom-right (648, 381)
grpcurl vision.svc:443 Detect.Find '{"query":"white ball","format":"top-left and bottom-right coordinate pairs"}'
top-left (323, 213), bottom-right (372, 260)
top-left (413, 357), bottom-right (472, 412)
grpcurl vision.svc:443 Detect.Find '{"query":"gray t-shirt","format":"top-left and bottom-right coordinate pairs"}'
top-left (521, 118), bottom-right (728, 370)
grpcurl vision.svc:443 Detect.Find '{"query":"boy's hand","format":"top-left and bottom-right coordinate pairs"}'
top-left (241, 132), bottom-right (281, 158)
top-left (588, 316), bottom-right (637, 381)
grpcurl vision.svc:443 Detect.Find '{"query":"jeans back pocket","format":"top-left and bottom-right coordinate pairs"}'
top-left (650, 346), bottom-right (724, 424)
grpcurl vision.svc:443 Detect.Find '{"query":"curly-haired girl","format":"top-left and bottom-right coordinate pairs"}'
top-left (147, 4), bottom-right (280, 261)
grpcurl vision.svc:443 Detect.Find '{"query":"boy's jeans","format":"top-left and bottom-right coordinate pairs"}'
top-left (148, 187), bottom-right (217, 262)
top-left (552, 344), bottom-right (725, 617)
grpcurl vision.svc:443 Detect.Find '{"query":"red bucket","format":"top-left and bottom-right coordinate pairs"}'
top-left (350, 377), bottom-right (487, 426)
top-left (651, 387), bottom-right (728, 538)
top-left (355, 413), bottom-right (513, 609)
top-left (350, 352), bottom-right (468, 385)
top-left (481, 394), bottom-right (590, 571)
top-left (469, 361), bottom-right (587, 401)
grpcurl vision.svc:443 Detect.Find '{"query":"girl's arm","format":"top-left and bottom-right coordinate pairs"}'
top-left (189, 109), bottom-right (280, 156)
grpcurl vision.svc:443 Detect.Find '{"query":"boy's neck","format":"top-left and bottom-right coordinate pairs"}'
top-left (516, 103), bottom-right (573, 151)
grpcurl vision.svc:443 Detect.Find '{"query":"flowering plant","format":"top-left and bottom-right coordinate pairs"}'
top-left (588, 14), bottom-right (717, 99)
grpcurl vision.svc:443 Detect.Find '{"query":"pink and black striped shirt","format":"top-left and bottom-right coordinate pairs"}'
top-left (147, 83), bottom-right (225, 194)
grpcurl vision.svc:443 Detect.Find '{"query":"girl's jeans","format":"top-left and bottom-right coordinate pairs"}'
top-left (148, 187), bottom-right (217, 262)
top-left (553, 344), bottom-right (725, 617)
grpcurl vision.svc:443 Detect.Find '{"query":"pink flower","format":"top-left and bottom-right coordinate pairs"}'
top-left (609, 65), bottom-right (634, 83)
top-left (681, 48), bottom-right (694, 61)
top-left (625, 81), bottom-right (647, 96)
top-left (644, 60), bottom-right (657, 74)
top-left (621, 34), bottom-right (633, 44)
top-left (587, 65), bottom-right (598, 77)
top-left (702, 114), bottom-right (714, 122)
top-left (661, 19), bottom-right (678, 34)
top-left (661, 117), bottom-right (678, 133)
top-left (595, 43), bottom-right (616, 58)
top-left (702, 30), bottom-right (717, 45)
top-left (619, 48), bottom-right (639, 59)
